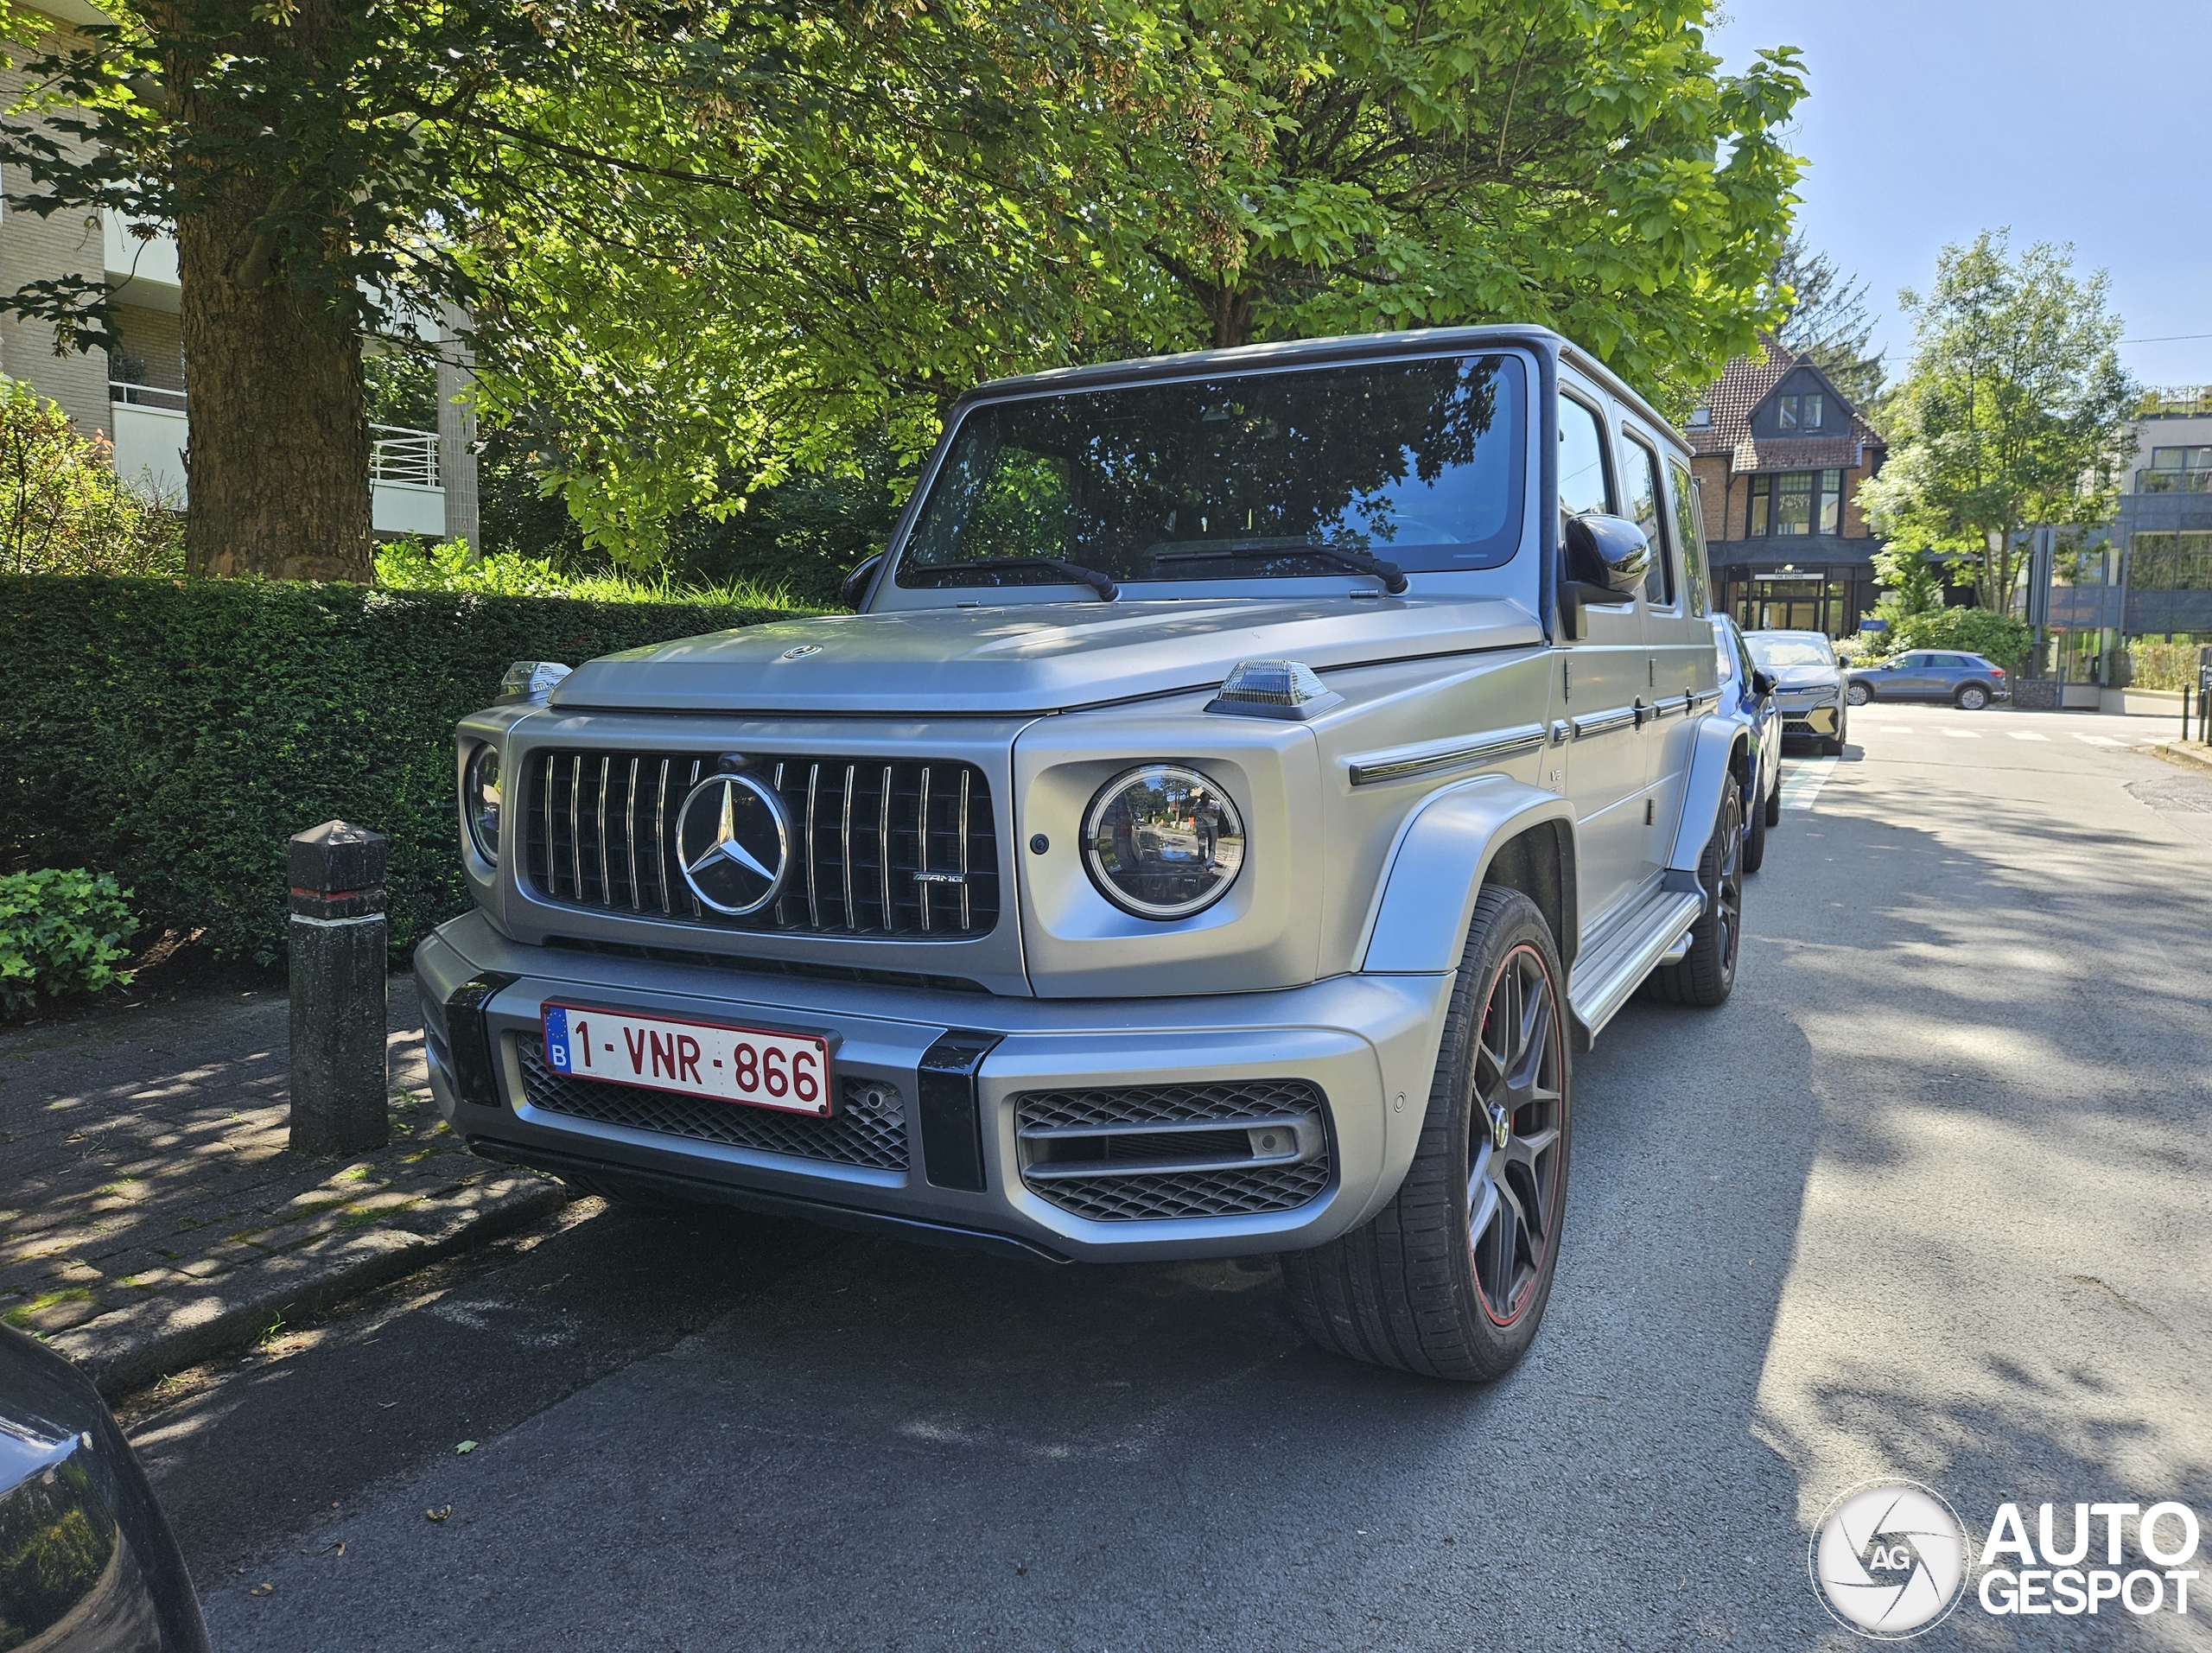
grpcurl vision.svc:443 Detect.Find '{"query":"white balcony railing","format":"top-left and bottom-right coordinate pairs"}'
top-left (371, 423), bottom-right (440, 487)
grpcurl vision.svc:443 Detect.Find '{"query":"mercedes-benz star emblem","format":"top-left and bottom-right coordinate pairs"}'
top-left (675, 772), bottom-right (790, 915)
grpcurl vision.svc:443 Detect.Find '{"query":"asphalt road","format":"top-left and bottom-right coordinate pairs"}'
top-left (129, 704), bottom-right (2212, 1651)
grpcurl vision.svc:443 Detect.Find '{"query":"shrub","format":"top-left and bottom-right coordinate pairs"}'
top-left (0, 868), bottom-right (137, 1014)
top-left (1881, 607), bottom-right (2035, 667)
top-left (2127, 641), bottom-right (2205, 693)
top-left (0, 575), bottom-right (803, 966)
top-left (374, 537), bottom-right (799, 607)
top-left (0, 378), bottom-right (183, 576)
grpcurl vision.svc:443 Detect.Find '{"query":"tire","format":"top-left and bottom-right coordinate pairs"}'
top-left (1846, 681), bottom-right (1871, 706)
top-left (1648, 782), bottom-right (1742, 1007)
top-left (1763, 767), bottom-right (1783, 828)
top-left (1956, 683), bottom-right (1989, 710)
top-left (1742, 779), bottom-right (1768, 874)
top-left (1281, 887), bottom-right (1569, 1383)
top-left (1820, 712), bottom-right (1846, 756)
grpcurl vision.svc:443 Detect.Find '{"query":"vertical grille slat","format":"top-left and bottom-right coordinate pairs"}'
top-left (525, 748), bottom-right (999, 940)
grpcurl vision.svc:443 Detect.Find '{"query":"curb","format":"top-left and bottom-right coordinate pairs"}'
top-left (2148, 741), bottom-right (2212, 775)
top-left (51, 1174), bottom-right (569, 1398)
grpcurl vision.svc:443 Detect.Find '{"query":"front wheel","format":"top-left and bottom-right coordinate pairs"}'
top-left (1648, 783), bottom-right (1743, 1007)
top-left (1281, 887), bottom-right (1569, 1383)
top-left (1956, 684), bottom-right (1990, 710)
top-left (1846, 681), bottom-right (1872, 706)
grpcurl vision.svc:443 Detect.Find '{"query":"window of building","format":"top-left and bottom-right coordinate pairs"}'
top-left (1777, 392), bottom-right (1824, 430)
top-left (2129, 532), bottom-right (2212, 590)
top-left (2148, 446), bottom-right (2212, 471)
top-left (2143, 446), bottom-right (2212, 493)
top-left (1687, 406), bottom-right (1712, 428)
top-left (1748, 470), bottom-right (1846, 537)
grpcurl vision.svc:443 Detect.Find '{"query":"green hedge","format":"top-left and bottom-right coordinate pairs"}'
top-left (0, 576), bottom-right (797, 965)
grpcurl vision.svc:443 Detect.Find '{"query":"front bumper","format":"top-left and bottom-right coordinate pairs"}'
top-left (1777, 693), bottom-right (1841, 737)
top-left (416, 912), bottom-right (1451, 1263)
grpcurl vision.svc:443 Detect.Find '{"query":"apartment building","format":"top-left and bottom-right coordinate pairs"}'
top-left (1684, 340), bottom-right (1889, 639)
top-left (1, 0), bottom-right (478, 544)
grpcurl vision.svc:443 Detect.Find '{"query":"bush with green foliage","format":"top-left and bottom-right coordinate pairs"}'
top-left (1872, 607), bottom-right (2036, 667)
top-left (0, 868), bottom-right (137, 1015)
top-left (2126, 641), bottom-right (2206, 693)
top-left (374, 537), bottom-right (799, 607)
top-left (0, 378), bottom-right (181, 576)
top-left (0, 575), bottom-right (800, 966)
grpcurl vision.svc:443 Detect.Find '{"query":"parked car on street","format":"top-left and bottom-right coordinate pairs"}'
top-left (0, 1325), bottom-right (209, 1653)
top-left (1846, 650), bottom-right (2011, 709)
top-left (1713, 614), bottom-right (1782, 874)
top-left (1745, 628), bottom-right (1848, 754)
top-left (421, 326), bottom-right (1760, 1383)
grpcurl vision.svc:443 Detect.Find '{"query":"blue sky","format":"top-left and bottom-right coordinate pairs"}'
top-left (1710, 1), bottom-right (2212, 391)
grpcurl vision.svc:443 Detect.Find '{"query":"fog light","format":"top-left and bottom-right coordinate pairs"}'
top-left (1206, 658), bottom-right (1340, 721)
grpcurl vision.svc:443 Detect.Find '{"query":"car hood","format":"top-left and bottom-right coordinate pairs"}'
top-left (550, 595), bottom-right (1546, 715)
top-left (1770, 671), bottom-right (1840, 690)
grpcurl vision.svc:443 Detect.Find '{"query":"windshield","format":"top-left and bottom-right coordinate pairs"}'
top-left (897, 353), bottom-right (1526, 591)
top-left (1746, 635), bottom-right (1836, 671)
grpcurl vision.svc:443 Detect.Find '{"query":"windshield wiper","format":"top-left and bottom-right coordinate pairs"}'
top-left (911, 556), bottom-right (1118, 601)
top-left (1146, 538), bottom-right (1408, 594)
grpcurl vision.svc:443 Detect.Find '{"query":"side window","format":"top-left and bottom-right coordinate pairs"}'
top-left (1665, 458), bottom-right (1712, 616)
top-left (1623, 432), bottom-right (1674, 606)
top-left (1558, 394), bottom-right (1611, 518)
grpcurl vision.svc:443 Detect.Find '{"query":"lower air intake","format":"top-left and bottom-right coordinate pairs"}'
top-left (1014, 1080), bottom-right (1332, 1222)
top-left (518, 1040), bottom-right (907, 1172)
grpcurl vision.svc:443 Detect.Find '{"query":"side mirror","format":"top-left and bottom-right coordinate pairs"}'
top-left (839, 552), bottom-right (885, 611)
top-left (1751, 669), bottom-right (1776, 697)
top-left (1563, 514), bottom-right (1651, 595)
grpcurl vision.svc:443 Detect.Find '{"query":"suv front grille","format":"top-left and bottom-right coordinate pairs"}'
top-left (524, 750), bottom-right (1000, 939)
top-left (518, 1039), bottom-right (907, 1171)
top-left (1014, 1081), bottom-right (1332, 1223)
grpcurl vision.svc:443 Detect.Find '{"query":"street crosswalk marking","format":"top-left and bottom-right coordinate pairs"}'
top-left (2008, 731), bottom-right (2049, 741)
top-left (1942, 728), bottom-right (1980, 739)
top-left (2076, 734), bottom-right (2120, 747)
top-left (1780, 756), bottom-right (1838, 811)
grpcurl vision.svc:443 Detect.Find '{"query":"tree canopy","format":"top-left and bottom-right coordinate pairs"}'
top-left (1857, 231), bottom-right (2135, 612)
top-left (0, 0), bottom-right (1807, 575)
top-left (1768, 232), bottom-right (1885, 407)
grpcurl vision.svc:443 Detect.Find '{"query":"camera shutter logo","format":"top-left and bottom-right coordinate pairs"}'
top-left (675, 772), bottom-right (791, 915)
top-left (1810, 1479), bottom-right (1970, 1638)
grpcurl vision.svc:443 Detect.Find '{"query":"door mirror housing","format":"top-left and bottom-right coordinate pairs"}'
top-left (1563, 513), bottom-right (1652, 595)
top-left (1750, 669), bottom-right (1776, 698)
top-left (840, 552), bottom-right (885, 610)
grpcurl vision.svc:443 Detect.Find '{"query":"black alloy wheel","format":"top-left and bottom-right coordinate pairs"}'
top-left (1648, 782), bottom-right (1742, 1007)
top-left (1466, 942), bottom-right (1567, 1326)
top-left (1281, 887), bottom-right (1572, 1381)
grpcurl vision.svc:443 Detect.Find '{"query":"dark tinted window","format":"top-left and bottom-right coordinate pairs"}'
top-left (899, 354), bottom-right (1527, 588)
top-left (1623, 433), bottom-right (1673, 606)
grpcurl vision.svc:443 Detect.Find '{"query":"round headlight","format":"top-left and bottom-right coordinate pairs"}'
top-left (1082, 764), bottom-right (1245, 920)
top-left (463, 743), bottom-right (502, 864)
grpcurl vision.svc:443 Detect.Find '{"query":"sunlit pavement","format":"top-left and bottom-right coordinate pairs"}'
top-left (142, 703), bottom-right (2211, 1651)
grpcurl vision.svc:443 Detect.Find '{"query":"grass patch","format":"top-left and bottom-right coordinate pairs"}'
top-left (3, 1286), bottom-right (93, 1326)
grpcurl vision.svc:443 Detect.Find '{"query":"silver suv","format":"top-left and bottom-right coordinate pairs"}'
top-left (417, 327), bottom-right (1755, 1381)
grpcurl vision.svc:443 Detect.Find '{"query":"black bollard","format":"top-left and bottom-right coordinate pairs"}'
top-left (287, 820), bottom-right (391, 1154)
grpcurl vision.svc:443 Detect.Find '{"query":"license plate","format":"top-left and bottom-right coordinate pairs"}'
top-left (540, 1002), bottom-right (834, 1117)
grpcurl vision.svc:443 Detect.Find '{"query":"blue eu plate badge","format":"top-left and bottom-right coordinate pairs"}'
top-left (543, 1005), bottom-right (574, 1071)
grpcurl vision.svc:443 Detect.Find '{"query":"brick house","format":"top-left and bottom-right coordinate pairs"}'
top-left (1686, 340), bottom-right (1887, 638)
top-left (0, 0), bottom-right (479, 544)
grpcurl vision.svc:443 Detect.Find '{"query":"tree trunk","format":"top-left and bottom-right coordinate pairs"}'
top-left (166, 0), bottom-right (373, 582)
top-left (177, 190), bottom-right (372, 581)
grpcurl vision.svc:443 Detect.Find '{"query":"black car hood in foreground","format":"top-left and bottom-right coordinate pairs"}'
top-left (550, 594), bottom-right (1547, 715)
top-left (0, 1324), bottom-right (208, 1652)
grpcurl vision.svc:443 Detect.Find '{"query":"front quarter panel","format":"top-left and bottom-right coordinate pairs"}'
top-left (1358, 775), bottom-right (1579, 974)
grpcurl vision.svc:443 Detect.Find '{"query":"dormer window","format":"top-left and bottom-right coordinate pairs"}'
top-left (1687, 405), bottom-right (1712, 428)
top-left (1770, 393), bottom-right (1822, 429)
top-left (1778, 391), bottom-right (1824, 430)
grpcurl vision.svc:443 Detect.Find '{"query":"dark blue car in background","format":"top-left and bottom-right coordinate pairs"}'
top-left (1846, 650), bottom-right (2012, 710)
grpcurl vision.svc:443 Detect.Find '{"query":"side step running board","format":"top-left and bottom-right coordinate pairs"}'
top-left (1566, 885), bottom-right (1705, 1050)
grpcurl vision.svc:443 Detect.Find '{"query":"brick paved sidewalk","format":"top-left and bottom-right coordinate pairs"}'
top-left (0, 976), bottom-right (566, 1395)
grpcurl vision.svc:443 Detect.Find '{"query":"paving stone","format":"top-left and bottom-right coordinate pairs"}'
top-left (1, 976), bottom-right (565, 1395)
